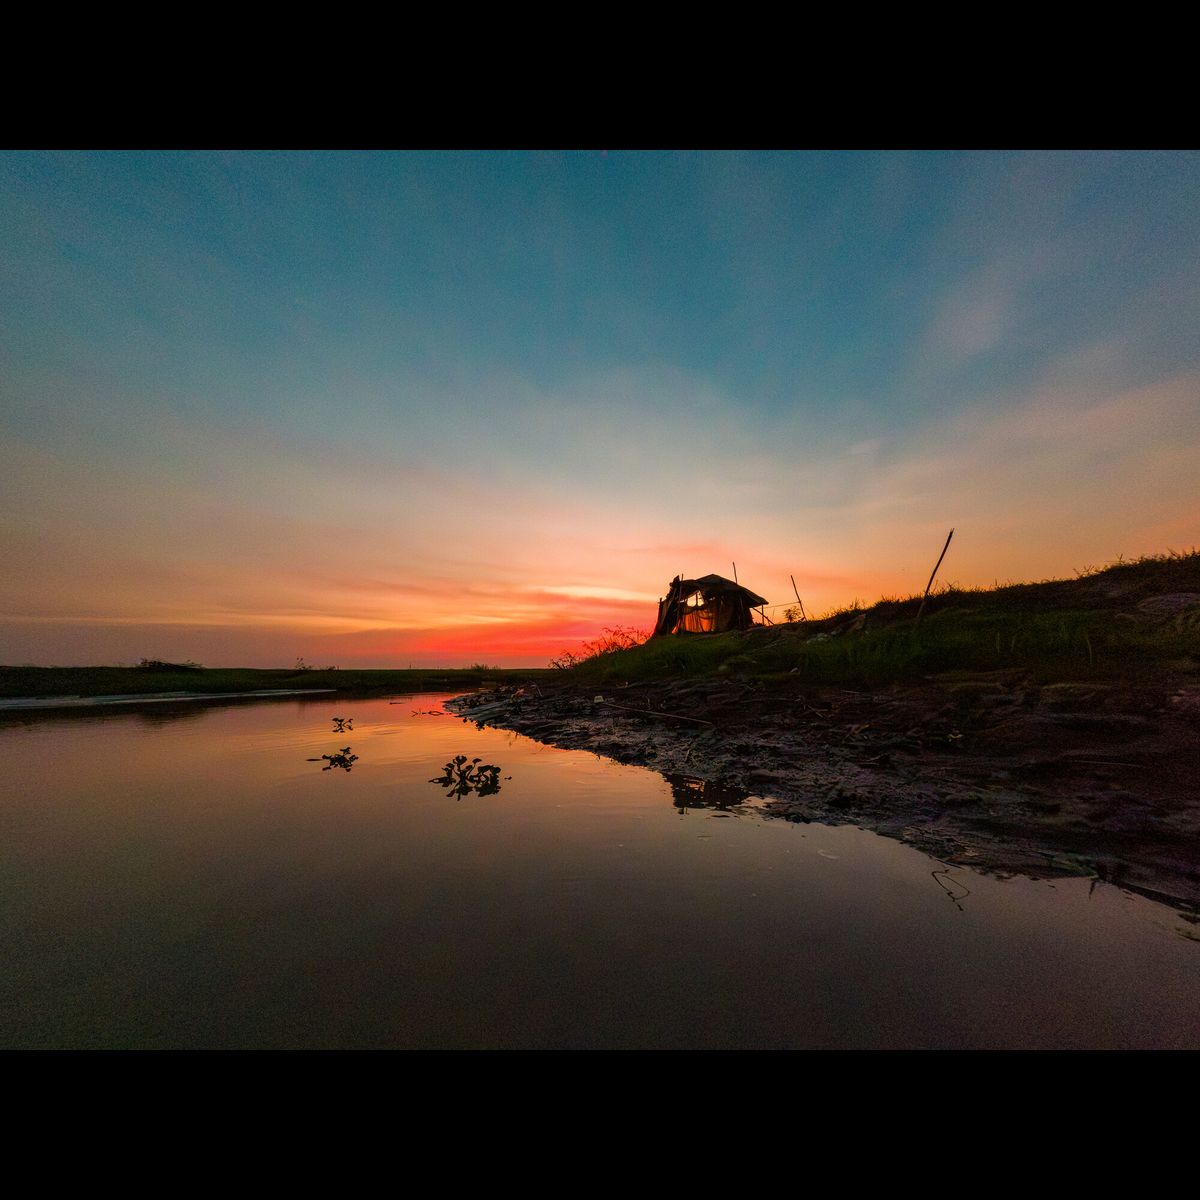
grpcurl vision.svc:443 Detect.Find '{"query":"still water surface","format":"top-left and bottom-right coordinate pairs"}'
top-left (2, 693), bottom-right (1196, 1049)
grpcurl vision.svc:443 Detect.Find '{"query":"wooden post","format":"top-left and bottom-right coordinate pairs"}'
top-left (915, 529), bottom-right (954, 628)
top-left (790, 574), bottom-right (807, 621)
top-left (732, 561), bottom-right (738, 584)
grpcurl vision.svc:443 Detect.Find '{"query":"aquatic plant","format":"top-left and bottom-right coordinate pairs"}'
top-left (321, 746), bottom-right (358, 771)
top-left (429, 755), bottom-right (503, 798)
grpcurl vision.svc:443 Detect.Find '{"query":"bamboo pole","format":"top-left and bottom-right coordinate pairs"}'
top-left (790, 574), bottom-right (807, 621)
top-left (915, 529), bottom-right (955, 628)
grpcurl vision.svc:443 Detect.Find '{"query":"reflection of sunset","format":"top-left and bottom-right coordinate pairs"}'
top-left (2, 152), bottom-right (1198, 667)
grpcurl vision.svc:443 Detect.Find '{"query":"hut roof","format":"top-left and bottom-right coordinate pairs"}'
top-left (682, 573), bottom-right (768, 608)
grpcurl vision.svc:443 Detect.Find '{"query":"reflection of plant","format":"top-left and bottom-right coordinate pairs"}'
top-left (331, 716), bottom-right (353, 732)
top-left (321, 746), bottom-right (358, 771)
top-left (429, 755), bottom-right (503, 798)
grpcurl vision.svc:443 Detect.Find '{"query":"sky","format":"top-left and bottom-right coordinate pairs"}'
top-left (2, 149), bottom-right (1198, 667)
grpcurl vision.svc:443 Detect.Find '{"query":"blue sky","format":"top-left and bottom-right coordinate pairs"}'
top-left (2, 150), bottom-right (1197, 666)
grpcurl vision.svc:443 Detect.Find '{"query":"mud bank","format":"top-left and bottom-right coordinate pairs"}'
top-left (447, 672), bottom-right (1200, 914)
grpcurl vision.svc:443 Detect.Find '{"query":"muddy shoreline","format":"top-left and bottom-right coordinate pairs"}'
top-left (447, 671), bottom-right (1200, 915)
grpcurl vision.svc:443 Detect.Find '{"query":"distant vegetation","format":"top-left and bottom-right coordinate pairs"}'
top-left (294, 657), bottom-right (340, 672)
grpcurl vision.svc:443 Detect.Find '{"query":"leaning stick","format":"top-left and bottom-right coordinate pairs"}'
top-left (790, 574), bottom-right (807, 620)
top-left (915, 528), bottom-right (955, 628)
top-left (732, 561), bottom-right (738, 584)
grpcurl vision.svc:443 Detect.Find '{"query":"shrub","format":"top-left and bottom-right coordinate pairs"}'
top-left (548, 626), bottom-right (648, 669)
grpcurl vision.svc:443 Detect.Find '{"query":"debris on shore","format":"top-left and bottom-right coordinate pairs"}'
top-left (447, 670), bottom-right (1200, 914)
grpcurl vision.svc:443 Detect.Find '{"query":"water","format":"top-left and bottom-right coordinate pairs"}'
top-left (1, 693), bottom-right (1196, 1049)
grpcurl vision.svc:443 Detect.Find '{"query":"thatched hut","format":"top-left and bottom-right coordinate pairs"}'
top-left (651, 574), bottom-right (768, 637)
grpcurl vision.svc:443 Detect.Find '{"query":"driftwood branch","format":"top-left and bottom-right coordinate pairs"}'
top-left (598, 700), bottom-right (714, 726)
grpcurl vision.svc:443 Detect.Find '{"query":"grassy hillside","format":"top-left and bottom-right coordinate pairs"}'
top-left (567, 551), bottom-right (1200, 688)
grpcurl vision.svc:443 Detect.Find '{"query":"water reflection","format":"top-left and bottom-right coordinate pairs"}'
top-left (331, 716), bottom-right (354, 733)
top-left (429, 755), bottom-right (504, 798)
top-left (133, 707), bottom-right (210, 730)
top-left (3, 692), bottom-right (1199, 1049)
top-left (0, 691), bottom-right (334, 729)
top-left (662, 772), bottom-right (749, 813)
top-left (932, 868), bottom-right (972, 911)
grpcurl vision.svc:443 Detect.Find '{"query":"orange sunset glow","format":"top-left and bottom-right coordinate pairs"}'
top-left (2, 151), bottom-right (1198, 667)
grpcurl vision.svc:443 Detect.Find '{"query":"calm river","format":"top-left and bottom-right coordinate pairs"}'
top-left (1, 693), bottom-right (1196, 1049)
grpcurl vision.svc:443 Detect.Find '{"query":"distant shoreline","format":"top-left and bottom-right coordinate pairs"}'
top-left (0, 687), bottom-right (338, 712)
top-left (0, 665), bottom-right (554, 703)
